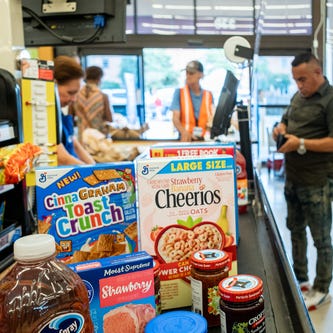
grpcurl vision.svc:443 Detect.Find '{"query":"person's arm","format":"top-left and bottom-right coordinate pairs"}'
top-left (57, 143), bottom-right (86, 165)
top-left (170, 88), bottom-right (192, 142)
top-left (172, 110), bottom-right (192, 142)
top-left (103, 93), bottom-right (113, 122)
top-left (73, 137), bottom-right (96, 164)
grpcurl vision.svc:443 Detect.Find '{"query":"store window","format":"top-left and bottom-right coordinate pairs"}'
top-left (253, 56), bottom-right (297, 161)
top-left (136, 0), bottom-right (195, 35)
top-left (196, 0), bottom-right (254, 35)
top-left (85, 54), bottom-right (143, 129)
top-left (127, 0), bottom-right (311, 36)
top-left (256, 0), bottom-right (312, 35)
top-left (84, 48), bottom-right (251, 140)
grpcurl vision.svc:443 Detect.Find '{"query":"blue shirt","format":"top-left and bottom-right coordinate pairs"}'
top-left (170, 88), bottom-right (204, 120)
top-left (61, 113), bottom-right (78, 158)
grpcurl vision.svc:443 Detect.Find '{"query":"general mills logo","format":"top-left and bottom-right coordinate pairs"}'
top-left (141, 165), bottom-right (149, 175)
top-left (236, 164), bottom-right (241, 176)
top-left (38, 172), bottom-right (47, 183)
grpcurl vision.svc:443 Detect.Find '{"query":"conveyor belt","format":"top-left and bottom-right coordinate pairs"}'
top-left (209, 171), bottom-right (315, 333)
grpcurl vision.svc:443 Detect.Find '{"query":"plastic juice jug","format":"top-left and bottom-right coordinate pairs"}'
top-left (0, 234), bottom-right (94, 333)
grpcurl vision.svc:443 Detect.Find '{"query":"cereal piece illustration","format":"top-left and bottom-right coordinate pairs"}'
top-left (93, 169), bottom-right (121, 181)
top-left (155, 222), bottom-right (225, 263)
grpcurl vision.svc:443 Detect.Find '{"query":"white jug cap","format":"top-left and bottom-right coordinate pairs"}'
top-left (14, 234), bottom-right (56, 261)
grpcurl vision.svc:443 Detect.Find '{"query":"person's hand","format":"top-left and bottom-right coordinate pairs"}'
top-left (180, 131), bottom-right (192, 142)
top-left (278, 134), bottom-right (300, 153)
top-left (272, 123), bottom-right (286, 141)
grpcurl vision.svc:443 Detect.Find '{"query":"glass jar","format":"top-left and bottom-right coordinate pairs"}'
top-left (153, 258), bottom-right (161, 315)
top-left (190, 249), bottom-right (230, 327)
top-left (218, 274), bottom-right (265, 333)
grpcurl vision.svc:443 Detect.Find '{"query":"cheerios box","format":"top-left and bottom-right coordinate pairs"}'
top-left (149, 141), bottom-right (248, 213)
top-left (68, 251), bottom-right (156, 333)
top-left (35, 162), bottom-right (138, 263)
top-left (136, 156), bottom-right (238, 310)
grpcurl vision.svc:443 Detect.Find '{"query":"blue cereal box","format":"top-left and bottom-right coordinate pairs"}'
top-left (35, 162), bottom-right (138, 263)
top-left (68, 251), bottom-right (156, 333)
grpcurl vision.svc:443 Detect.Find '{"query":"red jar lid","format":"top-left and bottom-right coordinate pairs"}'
top-left (190, 249), bottom-right (230, 270)
top-left (218, 274), bottom-right (263, 303)
top-left (153, 259), bottom-right (161, 276)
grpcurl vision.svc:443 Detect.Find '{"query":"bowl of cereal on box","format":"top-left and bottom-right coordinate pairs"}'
top-left (154, 219), bottom-right (225, 264)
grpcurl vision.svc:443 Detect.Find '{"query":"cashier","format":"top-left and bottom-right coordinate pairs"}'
top-left (171, 60), bottom-right (215, 142)
top-left (54, 56), bottom-right (95, 165)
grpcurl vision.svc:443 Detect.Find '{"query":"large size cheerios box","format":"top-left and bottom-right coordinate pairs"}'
top-left (68, 251), bottom-right (156, 333)
top-left (35, 163), bottom-right (138, 264)
top-left (136, 156), bottom-right (238, 310)
top-left (149, 141), bottom-right (248, 213)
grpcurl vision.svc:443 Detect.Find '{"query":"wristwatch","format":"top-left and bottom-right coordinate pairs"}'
top-left (297, 138), bottom-right (306, 155)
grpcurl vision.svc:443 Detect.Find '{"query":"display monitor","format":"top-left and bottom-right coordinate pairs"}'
top-left (22, 0), bottom-right (127, 46)
top-left (210, 70), bottom-right (239, 139)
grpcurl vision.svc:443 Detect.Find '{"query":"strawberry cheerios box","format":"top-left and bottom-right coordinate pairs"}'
top-left (35, 162), bottom-right (138, 264)
top-left (136, 155), bottom-right (238, 310)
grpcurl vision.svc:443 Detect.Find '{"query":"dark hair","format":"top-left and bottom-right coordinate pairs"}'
top-left (291, 52), bottom-right (322, 68)
top-left (54, 55), bottom-right (84, 85)
top-left (85, 66), bottom-right (103, 81)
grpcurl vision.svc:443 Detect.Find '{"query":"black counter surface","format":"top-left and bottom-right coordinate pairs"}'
top-left (207, 172), bottom-right (315, 333)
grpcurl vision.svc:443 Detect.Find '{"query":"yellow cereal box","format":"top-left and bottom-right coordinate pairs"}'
top-left (136, 156), bottom-right (238, 310)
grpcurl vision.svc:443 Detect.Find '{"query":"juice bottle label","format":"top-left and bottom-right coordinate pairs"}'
top-left (39, 313), bottom-right (84, 333)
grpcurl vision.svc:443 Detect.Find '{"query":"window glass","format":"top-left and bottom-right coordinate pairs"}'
top-left (253, 56), bottom-right (297, 162)
top-left (136, 0), bottom-right (195, 35)
top-left (326, 0), bottom-right (333, 82)
top-left (86, 55), bottom-right (142, 128)
top-left (196, 0), bottom-right (254, 35)
top-left (143, 48), bottom-right (250, 139)
top-left (129, 0), bottom-right (311, 36)
top-left (125, 0), bottom-right (135, 34)
top-left (256, 0), bottom-right (312, 35)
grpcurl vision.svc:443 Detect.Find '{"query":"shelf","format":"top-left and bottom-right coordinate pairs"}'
top-left (0, 224), bottom-right (21, 252)
top-left (0, 120), bottom-right (15, 143)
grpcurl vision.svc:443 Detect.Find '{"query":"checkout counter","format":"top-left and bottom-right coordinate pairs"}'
top-left (208, 171), bottom-right (315, 333)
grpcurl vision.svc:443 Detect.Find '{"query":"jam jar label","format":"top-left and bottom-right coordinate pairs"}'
top-left (39, 313), bottom-right (84, 333)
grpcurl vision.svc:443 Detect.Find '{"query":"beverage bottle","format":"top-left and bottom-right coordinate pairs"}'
top-left (0, 234), bottom-right (94, 333)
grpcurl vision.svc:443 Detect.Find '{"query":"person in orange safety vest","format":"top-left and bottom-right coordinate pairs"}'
top-left (171, 60), bottom-right (215, 141)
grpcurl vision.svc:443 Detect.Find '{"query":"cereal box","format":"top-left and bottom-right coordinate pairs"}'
top-left (68, 251), bottom-right (156, 333)
top-left (149, 141), bottom-right (236, 158)
top-left (149, 141), bottom-right (248, 213)
top-left (35, 163), bottom-right (138, 263)
top-left (136, 156), bottom-right (238, 309)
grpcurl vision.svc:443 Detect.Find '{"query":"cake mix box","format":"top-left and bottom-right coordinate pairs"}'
top-left (136, 156), bottom-right (238, 310)
top-left (35, 162), bottom-right (138, 263)
top-left (68, 251), bottom-right (156, 333)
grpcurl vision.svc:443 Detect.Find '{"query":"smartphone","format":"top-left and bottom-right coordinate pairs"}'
top-left (276, 134), bottom-right (287, 150)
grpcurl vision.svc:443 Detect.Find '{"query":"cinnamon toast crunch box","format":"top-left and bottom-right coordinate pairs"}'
top-left (136, 156), bottom-right (238, 310)
top-left (35, 163), bottom-right (138, 263)
top-left (68, 251), bottom-right (156, 333)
